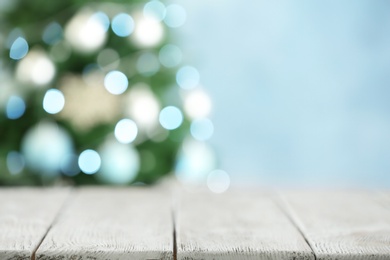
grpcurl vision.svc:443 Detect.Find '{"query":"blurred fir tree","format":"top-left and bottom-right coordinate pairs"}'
top-left (0, 0), bottom-right (191, 185)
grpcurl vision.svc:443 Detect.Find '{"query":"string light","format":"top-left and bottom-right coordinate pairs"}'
top-left (176, 66), bottom-right (200, 89)
top-left (164, 4), bottom-right (186, 28)
top-left (43, 89), bottom-right (65, 114)
top-left (98, 140), bottom-right (140, 184)
top-left (144, 1), bottom-right (166, 21)
top-left (42, 22), bottom-right (62, 45)
top-left (190, 118), bottom-right (214, 141)
top-left (64, 10), bottom-right (107, 53)
top-left (184, 89), bottom-right (212, 119)
top-left (92, 12), bottom-right (110, 32)
top-left (133, 14), bottom-right (164, 47)
top-left (6, 28), bottom-right (24, 48)
top-left (97, 48), bottom-right (120, 70)
top-left (78, 149), bottom-right (101, 174)
top-left (114, 119), bottom-right (138, 144)
top-left (125, 84), bottom-right (160, 130)
top-left (9, 37), bottom-right (28, 60)
top-left (136, 52), bottom-right (160, 76)
top-left (21, 122), bottom-right (73, 175)
top-left (159, 106), bottom-right (183, 130)
top-left (6, 96), bottom-right (26, 120)
top-left (60, 154), bottom-right (80, 176)
top-left (175, 139), bottom-right (216, 185)
top-left (16, 50), bottom-right (56, 86)
top-left (104, 70), bottom-right (128, 95)
top-left (111, 13), bottom-right (134, 37)
top-left (159, 44), bottom-right (182, 68)
top-left (6, 151), bottom-right (25, 175)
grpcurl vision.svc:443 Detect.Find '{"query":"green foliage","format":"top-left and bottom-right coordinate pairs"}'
top-left (0, 0), bottom-right (187, 186)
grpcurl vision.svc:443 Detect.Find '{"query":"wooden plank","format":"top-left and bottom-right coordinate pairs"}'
top-left (176, 189), bottom-right (314, 260)
top-left (280, 190), bottom-right (390, 260)
top-left (0, 188), bottom-right (70, 260)
top-left (36, 187), bottom-right (173, 260)
top-left (373, 191), bottom-right (390, 209)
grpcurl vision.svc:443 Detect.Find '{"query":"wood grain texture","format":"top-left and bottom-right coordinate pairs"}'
top-left (36, 187), bottom-right (173, 260)
top-left (0, 188), bottom-right (70, 260)
top-left (176, 190), bottom-right (314, 260)
top-left (280, 190), bottom-right (390, 260)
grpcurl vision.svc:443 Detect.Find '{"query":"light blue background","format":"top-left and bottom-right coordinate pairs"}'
top-left (177, 0), bottom-right (390, 187)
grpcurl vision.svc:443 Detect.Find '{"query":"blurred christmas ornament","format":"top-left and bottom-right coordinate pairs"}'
top-left (58, 74), bottom-right (121, 131)
top-left (97, 138), bottom-right (140, 184)
top-left (21, 121), bottom-right (73, 176)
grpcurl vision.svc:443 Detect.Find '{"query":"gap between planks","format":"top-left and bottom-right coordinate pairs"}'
top-left (0, 188), bottom-right (71, 260)
top-left (6, 187), bottom-right (390, 260)
top-left (175, 189), bottom-right (315, 260)
top-left (31, 188), bottom-right (76, 260)
top-left (29, 187), bottom-right (314, 260)
top-left (273, 191), bottom-right (318, 260)
top-left (279, 189), bottom-right (390, 260)
top-left (22, 188), bottom-right (315, 260)
top-left (34, 187), bottom-right (174, 259)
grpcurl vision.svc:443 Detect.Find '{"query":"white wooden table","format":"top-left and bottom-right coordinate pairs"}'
top-left (0, 186), bottom-right (389, 260)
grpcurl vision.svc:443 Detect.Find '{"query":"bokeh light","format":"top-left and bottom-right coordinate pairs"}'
top-left (98, 140), bottom-right (140, 184)
top-left (97, 48), bottom-right (120, 70)
top-left (9, 37), bottom-right (28, 60)
top-left (190, 118), bottom-right (214, 141)
top-left (111, 13), bottom-right (134, 37)
top-left (92, 12), bottom-right (110, 32)
top-left (125, 84), bottom-right (160, 129)
top-left (6, 28), bottom-right (24, 48)
top-left (1, 0), bottom-right (194, 186)
top-left (78, 149), bottom-right (101, 174)
top-left (207, 169), bottom-right (230, 193)
top-left (159, 44), bottom-right (182, 68)
top-left (6, 96), bottom-right (26, 120)
top-left (114, 119), bottom-right (138, 144)
top-left (143, 1), bottom-right (166, 21)
top-left (175, 139), bottom-right (216, 185)
top-left (65, 10), bottom-right (107, 53)
top-left (60, 154), bottom-right (80, 176)
top-left (159, 106), bottom-right (183, 130)
top-left (21, 122), bottom-right (73, 175)
top-left (16, 50), bottom-right (56, 86)
top-left (133, 15), bottom-right (164, 47)
top-left (104, 70), bottom-right (128, 95)
top-left (42, 22), bottom-right (62, 45)
top-left (136, 52), bottom-right (160, 76)
top-left (184, 89), bottom-right (212, 119)
top-left (176, 66), bottom-right (200, 89)
top-left (6, 151), bottom-right (25, 175)
top-left (164, 4), bottom-right (186, 28)
top-left (43, 89), bottom-right (65, 114)
top-left (50, 41), bottom-right (72, 62)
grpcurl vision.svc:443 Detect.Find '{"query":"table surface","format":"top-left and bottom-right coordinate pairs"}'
top-left (0, 186), bottom-right (389, 260)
